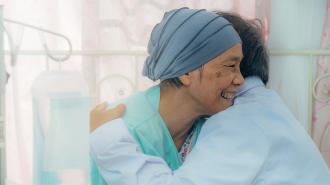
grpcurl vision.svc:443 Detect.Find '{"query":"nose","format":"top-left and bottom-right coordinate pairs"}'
top-left (233, 70), bottom-right (244, 86)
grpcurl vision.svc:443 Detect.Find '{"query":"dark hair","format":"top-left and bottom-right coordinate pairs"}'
top-left (160, 65), bottom-right (204, 88)
top-left (160, 77), bottom-right (184, 88)
top-left (215, 11), bottom-right (269, 85)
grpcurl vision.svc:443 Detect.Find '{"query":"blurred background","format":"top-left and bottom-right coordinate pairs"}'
top-left (0, 0), bottom-right (329, 185)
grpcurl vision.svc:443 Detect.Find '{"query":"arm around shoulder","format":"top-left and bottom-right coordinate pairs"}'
top-left (175, 118), bottom-right (271, 185)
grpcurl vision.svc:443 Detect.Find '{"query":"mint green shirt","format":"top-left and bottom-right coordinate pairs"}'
top-left (91, 85), bottom-right (204, 184)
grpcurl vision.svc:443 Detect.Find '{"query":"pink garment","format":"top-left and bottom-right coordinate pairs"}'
top-left (178, 125), bottom-right (199, 162)
top-left (312, 0), bottom-right (330, 168)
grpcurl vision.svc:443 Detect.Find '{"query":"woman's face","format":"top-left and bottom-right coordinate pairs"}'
top-left (186, 44), bottom-right (244, 115)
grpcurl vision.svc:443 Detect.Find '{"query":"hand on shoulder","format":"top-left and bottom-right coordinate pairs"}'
top-left (90, 102), bottom-right (126, 132)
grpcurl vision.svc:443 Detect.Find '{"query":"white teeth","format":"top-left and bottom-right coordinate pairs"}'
top-left (220, 92), bottom-right (234, 100)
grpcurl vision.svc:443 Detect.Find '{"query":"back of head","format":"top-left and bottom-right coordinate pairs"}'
top-left (214, 11), bottom-right (269, 85)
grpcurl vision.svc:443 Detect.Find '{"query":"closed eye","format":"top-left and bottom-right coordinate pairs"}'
top-left (224, 64), bottom-right (235, 68)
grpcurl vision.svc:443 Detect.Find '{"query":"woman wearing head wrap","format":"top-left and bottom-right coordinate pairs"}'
top-left (91, 7), bottom-right (244, 185)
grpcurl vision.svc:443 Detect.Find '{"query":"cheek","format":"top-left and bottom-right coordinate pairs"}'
top-left (215, 71), bottom-right (236, 86)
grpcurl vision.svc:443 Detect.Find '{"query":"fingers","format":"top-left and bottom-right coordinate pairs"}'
top-left (104, 104), bottom-right (126, 121)
top-left (90, 102), bottom-right (126, 133)
top-left (93, 102), bottom-right (108, 111)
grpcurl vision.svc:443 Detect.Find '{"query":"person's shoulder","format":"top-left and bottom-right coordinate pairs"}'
top-left (198, 109), bottom-right (271, 154)
top-left (200, 94), bottom-right (281, 141)
top-left (205, 87), bottom-right (302, 141)
top-left (108, 86), bottom-right (160, 128)
top-left (202, 107), bottom-right (265, 136)
top-left (107, 89), bottom-right (144, 107)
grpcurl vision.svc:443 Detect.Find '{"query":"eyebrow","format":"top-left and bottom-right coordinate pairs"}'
top-left (224, 56), bottom-right (242, 62)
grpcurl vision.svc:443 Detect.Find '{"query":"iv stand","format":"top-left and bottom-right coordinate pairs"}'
top-left (0, 6), bottom-right (72, 183)
top-left (0, 5), bottom-right (6, 185)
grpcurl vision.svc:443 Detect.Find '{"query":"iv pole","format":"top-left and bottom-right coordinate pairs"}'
top-left (0, 9), bottom-right (72, 184)
top-left (0, 5), bottom-right (6, 185)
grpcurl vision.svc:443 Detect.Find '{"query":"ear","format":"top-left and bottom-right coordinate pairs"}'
top-left (178, 73), bottom-right (191, 86)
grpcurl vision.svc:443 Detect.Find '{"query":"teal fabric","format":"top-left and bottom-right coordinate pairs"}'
top-left (90, 85), bottom-right (204, 184)
top-left (33, 97), bottom-right (59, 185)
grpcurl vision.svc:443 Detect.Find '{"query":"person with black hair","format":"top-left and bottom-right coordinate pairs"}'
top-left (90, 10), bottom-right (330, 185)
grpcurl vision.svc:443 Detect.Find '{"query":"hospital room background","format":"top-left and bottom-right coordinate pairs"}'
top-left (0, 0), bottom-right (329, 184)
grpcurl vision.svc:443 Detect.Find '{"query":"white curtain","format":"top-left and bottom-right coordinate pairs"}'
top-left (4, 0), bottom-right (84, 184)
top-left (312, 0), bottom-right (330, 168)
top-left (267, 0), bottom-right (327, 132)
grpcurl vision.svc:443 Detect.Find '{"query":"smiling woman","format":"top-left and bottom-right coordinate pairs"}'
top-left (1, 1), bottom-right (253, 184)
top-left (89, 7), bottom-right (244, 185)
top-left (89, 5), bottom-right (330, 185)
top-left (180, 44), bottom-right (244, 115)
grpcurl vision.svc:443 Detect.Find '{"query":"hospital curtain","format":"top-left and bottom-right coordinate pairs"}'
top-left (312, 0), bottom-right (330, 168)
top-left (4, 0), bottom-right (85, 185)
top-left (267, 0), bottom-right (327, 132)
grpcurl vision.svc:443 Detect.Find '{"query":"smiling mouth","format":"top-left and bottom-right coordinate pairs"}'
top-left (220, 91), bottom-right (235, 100)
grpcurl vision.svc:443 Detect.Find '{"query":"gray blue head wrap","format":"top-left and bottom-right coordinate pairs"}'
top-left (143, 7), bottom-right (242, 81)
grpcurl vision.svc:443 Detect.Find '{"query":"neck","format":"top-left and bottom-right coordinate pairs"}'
top-left (159, 86), bottom-right (201, 150)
